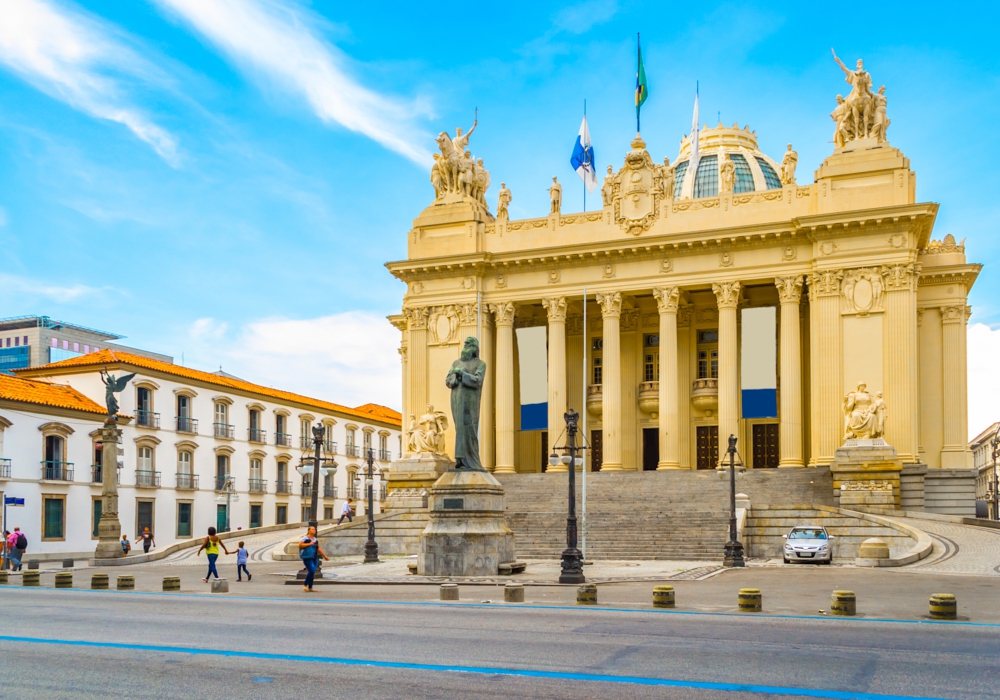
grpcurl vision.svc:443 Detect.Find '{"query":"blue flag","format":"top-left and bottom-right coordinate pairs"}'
top-left (570, 115), bottom-right (597, 192)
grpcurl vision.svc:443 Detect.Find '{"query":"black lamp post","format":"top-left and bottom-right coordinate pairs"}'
top-left (723, 434), bottom-right (746, 568)
top-left (548, 408), bottom-right (585, 584)
top-left (361, 448), bottom-right (380, 563)
top-left (296, 424), bottom-right (336, 578)
top-left (991, 429), bottom-right (1000, 521)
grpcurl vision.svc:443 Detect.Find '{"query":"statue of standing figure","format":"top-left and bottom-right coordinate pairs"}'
top-left (549, 176), bottom-right (562, 214)
top-left (719, 158), bottom-right (736, 193)
top-left (659, 158), bottom-right (675, 200)
top-left (445, 337), bottom-right (487, 470)
top-left (601, 166), bottom-right (616, 207)
top-left (496, 183), bottom-right (511, 221)
top-left (781, 144), bottom-right (798, 185)
top-left (100, 370), bottom-right (137, 421)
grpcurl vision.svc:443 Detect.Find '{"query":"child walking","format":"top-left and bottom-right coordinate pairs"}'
top-left (236, 541), bottom-right (251, 582)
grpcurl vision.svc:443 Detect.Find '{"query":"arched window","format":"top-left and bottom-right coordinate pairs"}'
top-left (216, 454), bottom-right (229, 490)
top-left (138, 446), bottom-right (153, 471)
top-left (277, 460), bottom-right (289, 494)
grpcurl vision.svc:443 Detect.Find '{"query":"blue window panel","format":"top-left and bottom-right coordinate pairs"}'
top-left (742, 389), bottom-right (777, 419)
top-left (693, 155), bottom-right (718, 199)
top-left (755, 157), bottom-right (782, 189)
top-left (672, 160), bottom-right (689, 199)
top-left (0, 346), bottom-right (30, 373)
top-left (729, 153), bottom-right (755, 194)
top-left (520, 402), bottom-right (548, 431)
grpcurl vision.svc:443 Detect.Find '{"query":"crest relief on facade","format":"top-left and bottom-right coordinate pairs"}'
top-left (611, 136), bottom-right (662, 236)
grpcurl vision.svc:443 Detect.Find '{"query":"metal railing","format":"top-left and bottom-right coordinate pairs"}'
top-left (176, 473), bottom-right (199, 490)
top-left (301, 481), bottom-right (313, 497)
top-left (324, 485), bottom-right (338, 499)
top-left (135, 410), bottom-right (160, 428)
top-left (378, 449), bottom-right (392, 461)
top-left (347, 486), bottom-right (360, 500)
top-left (248, 428), bottom-right (267, 443)
top-left (91, 464), bottom-right (121, 484)
top-left (299, 436), bottom-right (313, 450)
top-left (215, 475), bottom-right (230, 491)
top-left (344, 444), bottom-right (360, 458)
top-left (0, 458), bottom-right (9, 478)
top-left (175, 416), bottom-right (198, 433)
top-left (379, 483), bottom-right (387, 501)
top-left (275, 479), bottom-right (291, 494)
top-left (248, 478), bottom-right (267, 494)
top-left (42, 461), bottom-right (74, 481)
top-left (275, 432), bottom-right (292, 447)
top-left (135, 470), bottom-right (161, 488)
top-left (323, 440), bottom-right (337, 454)
top-left (214, 423), bottom-right (235, 439)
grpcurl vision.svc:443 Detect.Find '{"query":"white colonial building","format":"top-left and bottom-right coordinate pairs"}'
top-left (2, 349), bottom-right (401, 559)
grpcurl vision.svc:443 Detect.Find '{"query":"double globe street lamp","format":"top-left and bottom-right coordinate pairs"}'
top-left (548, 408), bottom-right (586, 584)
top-left (722, 434), bottom-right (746, 568)
top-left (355, 449), bottom-right (381, 563)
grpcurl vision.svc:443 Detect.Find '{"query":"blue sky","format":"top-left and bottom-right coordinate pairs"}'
top-left (1, 1), bottom-right (999, 430)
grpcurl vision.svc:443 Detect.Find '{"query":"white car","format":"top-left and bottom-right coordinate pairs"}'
top-left (782, 526), bottom-right (834, 564)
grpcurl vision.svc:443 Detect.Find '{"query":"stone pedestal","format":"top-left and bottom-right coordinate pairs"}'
top-left (384, 454), bottom-right (454, 511)
top-left (94, 421), bottom-right (124, 559)
top-left (418, 470), bottom-right (515, 576)
top-left (831, 439), bottom-right (903, 509)
top-left (839, 481), bottom-right (896, 512)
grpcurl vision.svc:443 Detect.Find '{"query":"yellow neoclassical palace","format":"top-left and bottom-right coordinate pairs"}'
top-left (387, 66), bottom-right (980, 486)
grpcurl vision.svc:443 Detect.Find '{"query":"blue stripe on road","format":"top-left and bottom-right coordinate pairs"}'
top-left (0, 634), bottom-right (946, 700)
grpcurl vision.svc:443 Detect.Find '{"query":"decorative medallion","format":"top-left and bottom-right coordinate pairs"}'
top-left (547, 270), bottom-right (560, 284)
top-left (820, 241), bottom-right (838, 256)
top-left (660, 258), bottom-right (673, 273)
top-left (887, 233), bottom-right (906, 248)
top-left (495, 274), bottom-right (507, 289)
top-left (611, 137), bottom-right (660, 236)
top-left (602, 263), bottom-right (616, 279)
top-left (782, 246), bottom-right (797, 261)
top-left (719, 251), bottom-right (734, 268)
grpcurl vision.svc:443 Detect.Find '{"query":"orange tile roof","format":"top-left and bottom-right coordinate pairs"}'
top-left (17, 349), bottom-right (401, 428)
top-left (0, 373), bottom-right (107, 416)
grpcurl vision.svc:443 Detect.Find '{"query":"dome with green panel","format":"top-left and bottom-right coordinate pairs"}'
top-left (671, 123), bottom-right (783, 200)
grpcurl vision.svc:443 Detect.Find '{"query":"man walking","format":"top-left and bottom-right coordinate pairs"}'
top-left (337, 499), bottom-right (353, 525)
top-left (12, 527), bottom-right (26, 571)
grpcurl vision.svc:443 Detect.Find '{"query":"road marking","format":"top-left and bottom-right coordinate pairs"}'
top-left (0, 634), bottom-right (947, 699)
top-left (9, 586), bottom-right (999, 628)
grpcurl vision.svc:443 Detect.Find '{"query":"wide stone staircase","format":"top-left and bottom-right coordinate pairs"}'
top-left (496, 468), bottom-right (833, 561)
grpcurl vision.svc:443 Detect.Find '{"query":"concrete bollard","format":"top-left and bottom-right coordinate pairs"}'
top-left (211, 578), bottom-right (229, 594)
top-left (830, 590), bottom-right (856, 616)
top-left (54, 572), bottom-right (73, 589)
top-left (0, 570), bottom-right (8, 585)
top-left (116, 575), bottom-right (135, 591)
top-left (62, 558), bottom-right (74, 569)
top-left (858, 538), bottom-right (890, 559)
top-left (577, 584), bottom-right (597, 605)
top-left (91, 573), bottom-right (109, 590)
top-left (163, 577), bottom-right (181, 592)
top-left (504, 583), bottom-right (524, 603)
top-left (738, 588), bottom-right (762, 612)
top-left (929, 593), bottom-right (957, 620)
top-left (27, 559), bottom-right (39, 570)
top-left (440, 583), bottom-right (459, 601)
top-left (653, 585), bottom-right (676, 608)
top-left (22, 570), bottom-right (40, 587)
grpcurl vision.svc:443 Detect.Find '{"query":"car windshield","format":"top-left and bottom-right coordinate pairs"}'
top-left (789, 529), bottom-right (826, 539)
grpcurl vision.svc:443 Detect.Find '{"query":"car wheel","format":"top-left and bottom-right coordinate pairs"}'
top-left (783, 557), bottom-right (789, 564)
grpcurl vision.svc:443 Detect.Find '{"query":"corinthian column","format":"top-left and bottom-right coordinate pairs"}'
top-left (882, 263), bottom-right (919, 463)
top-left (712, 281), bottom-right (740, 466)
top-left (653, 287), bottom-right (680, 469)
top-left (490, 302), bottom-right (516, 473)
top-left (542, 297), bottom-right (568, 472)
top-left (808, 270), bottom-right (843, 465)
top-left (775, 276), bottom-right (804, 468)
top-left (480, 309), bottom-right (496, 472)
top-left (940, 303), bottom-right (968, 467)
top-left (597, 292), bottom-right (623, 471)
top-left (405, 307), bottom-right (429, 441)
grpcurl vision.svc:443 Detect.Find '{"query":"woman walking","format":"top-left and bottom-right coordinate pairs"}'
top-left (197, 526), bottom-right (231, 582)
top-left (298, 526), bottom-right (329, 592)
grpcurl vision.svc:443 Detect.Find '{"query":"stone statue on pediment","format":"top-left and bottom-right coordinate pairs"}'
top-left (830, 50), bottom-right (890, 147)
top-left (843, 382), bottom-right (885, 440)
top-left (601, 165), bottom-right (615, 206)
top-left (781, 144), bottom-right (798, 185)
top-left (549, 176), bottom-right (562, 214)
top-left (407, 405), bottom-right (449, 455)
top-left (496, 183), bottom-right (511, 221)
top-left (432, 116), bottom-right (491, 207)
top-left (658, 158), bottom-right (675, 200)
top-left (719, 158), bottom-right (735, 194)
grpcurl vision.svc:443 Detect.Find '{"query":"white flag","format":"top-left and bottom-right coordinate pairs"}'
top-left (571, 116), bottom-right (598, 192)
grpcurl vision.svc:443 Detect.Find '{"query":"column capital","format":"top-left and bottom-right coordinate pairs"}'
top-left (940, 304), bottom-right (967, 324)
top-left (712, 281), bottom-right (742, 310)
top-left (404, 306), bottom-right (429, 330)
top-left (653, 286), bottom-right (680, 314)
top-left (775, 275), bottom-right (804, 304)
top-left (541, 297), bottom-right (568, 323)
top-left (597, 291), bottom-right (623, 318)
top-left (807, 269), bottom-right (843, 301)
top-left (488, 301), bottom-right (516, 327)
top-left (881, 262), bottom-right (921, 292)
top-left (457, 302), bottom-right (478, 326)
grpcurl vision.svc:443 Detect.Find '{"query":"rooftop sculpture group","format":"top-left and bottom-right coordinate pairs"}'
top-left (831, 50), bottom-right (891, 147)
top-left (432, 118), bottom-right (491, 207)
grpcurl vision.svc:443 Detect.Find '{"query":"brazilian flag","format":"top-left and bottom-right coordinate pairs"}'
top-left (635, 39), bottom-right (648, 131)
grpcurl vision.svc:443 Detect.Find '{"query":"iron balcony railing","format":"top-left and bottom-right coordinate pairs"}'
top-left (275, 432), bottom-right (292, 447)
top-left (215, 475), bottom-right (230, 491)
top-left (248, 478), bottom-right (267, 494)
top-left (248, 428), bottom-right (267, 444)
top-left (301, 481), bottom-right (313, 497)
top-left (379, 483), bottom-right (387, 501)
top-left (214, 423), bottom-right (235, 439)
top-left (0, 458), bottom-right (10, 478)
top-left (323, 440), bottom-right (337, 454)
top-left (299, 436), bottom-right (313, 450)
top-left (135, 470), bottom-right (161, 488)
top-left (175, 473), bottom-right (199, 490)
top-left (135, 410), bottom-right (160, 429)
top-left (42, 461), bottom-right (74, 481)
top-left (275, 479), bottom-right (291, 495)
top-left (175, 416), bottom-right (198, 434)
top-left (324, 485), bottom-right (338, 499)
top-left (91, 464), bottom-right (121, 484)
top-left (344, 444), bottom-right (360, 458)
top-left (347, 486), bottom-right (360, 500)
top-left (378, 449), bottom-right (392, 461)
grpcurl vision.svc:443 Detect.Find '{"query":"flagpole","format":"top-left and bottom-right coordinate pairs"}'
top-left (583, 99), bottom-right (587, 213)
top-left (582, 287), bottom-right (587, 560)
top-left (636, 33), bottom-right (641, 134)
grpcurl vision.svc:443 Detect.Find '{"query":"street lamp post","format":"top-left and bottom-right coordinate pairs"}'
top-left (361, 448), bottom-right (380, 563)
top-left (990, 429), bottom-right (1000, 521)
top-left (723, 434), bottom-right (746, 568)
top-left (296, 424), bottom-right (336, 578)
top-left (548, 409), bottom-right (585, 584)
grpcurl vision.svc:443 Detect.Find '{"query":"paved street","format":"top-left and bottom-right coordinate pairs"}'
top-left (2, 585), bottom-right (999, 699)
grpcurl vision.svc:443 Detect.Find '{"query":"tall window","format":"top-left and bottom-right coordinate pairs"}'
top-left (591, 337), bottom-right (603, 385)
top-left (363, 431), bottom-right (372, 452)
top-left (177, 395), bottom-right (190, 418)
top-left (276, 414), bottom-right (286, 436)
top-left (178, 451), bottom-right (192, 474)
top-left (346, 428), bottom-right (356, 447)
top-left (45, 434), bottom-right (64, 463)
top-left (138, 446), bottom-right (153, 471)
top-left (249, 409), bottom-right (263, 442)
top-left (215, 403), bottom-right (228, 425)
top-left (276, 504), bottom-right (287, 525)
top-left (177, 502), bottom-right (192, 537)
top-left (379, 435), bottom-right (388, 455)
top-left (300, 418), bottom-right (310, 437)
top-left (697, 329), bottom-right (719, 380)
top-left (643, 334), bottom-right (659, 382)
top-left (43, 496), bottom-right (65, 540)
top-left (136, 387), bottom-right (153, 424)
top-left (216, 454), bottom-right (229, 490)
top-left (592, 357), bottom-right (603, 385)
top-left (250, 458), bottom-right (262, 480)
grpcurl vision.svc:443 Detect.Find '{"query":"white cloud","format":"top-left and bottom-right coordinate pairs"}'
top-left (0, 273), bottom-right (105, 302)
top-left (553, 0), bottom-right (619, 34)
top-left (0, 0), bottom-right (179, 165)
top-left (968, 323), bottom-right (1000, 440)
top-left (154, 0), bottom-right (432, 165)
top-left (184, 312), bottom-right (400, 410)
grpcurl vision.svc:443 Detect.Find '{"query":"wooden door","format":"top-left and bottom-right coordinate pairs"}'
top-left (642, 428), bottom-right (658, 471)
top-left (752, 424), bottom-right (779, 468)
top-left (590, 430), bottom-right (603, 471)
top-left (696, 426), bottom-right (719, 470)
top-left (541, 431), bottom-right (548, 472)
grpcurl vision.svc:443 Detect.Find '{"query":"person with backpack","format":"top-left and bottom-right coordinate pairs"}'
top-left (12, 527), bottom-right (26, 571)
top-left (298, 526), bottom-right (328, 593)
top-left (197, 526), bottom-right (231, 583)
top-left (235, 541), bottom-right (251, 582)
top-left (3, 530), bottom-right (18, 571)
